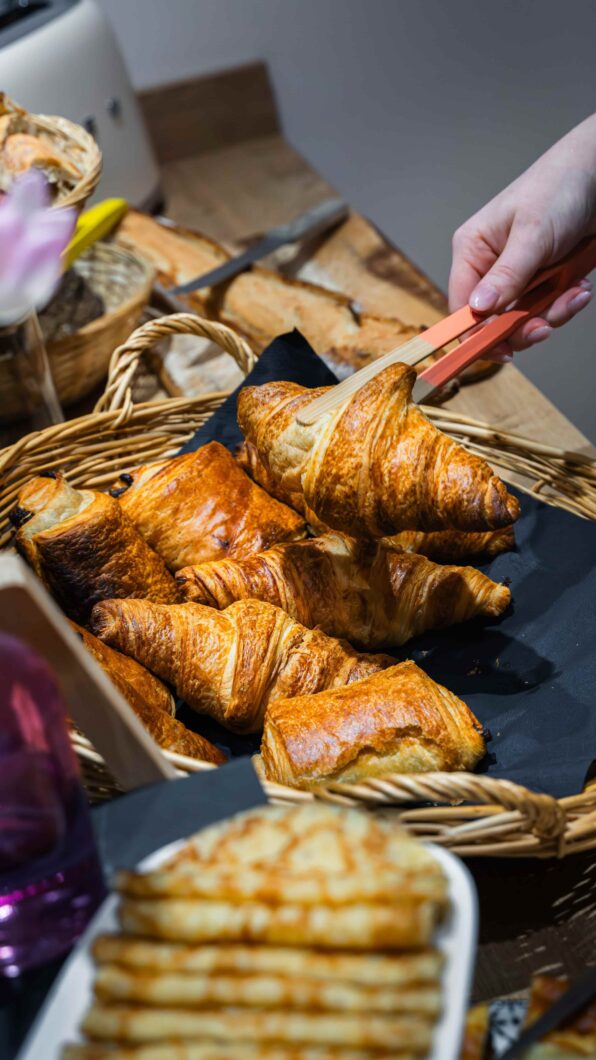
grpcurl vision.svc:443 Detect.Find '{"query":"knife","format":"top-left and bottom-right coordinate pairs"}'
top-left (498, 965), bottom-right (596, 1060)
top-left (167, 197), bottom-right (349, 296)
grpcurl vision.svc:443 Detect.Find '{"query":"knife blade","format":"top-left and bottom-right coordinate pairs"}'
top-left (168, 197), bottom-right (349, 295)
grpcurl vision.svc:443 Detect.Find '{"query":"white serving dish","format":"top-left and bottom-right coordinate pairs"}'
top-left (18, 840), bottom-right (477, 1060)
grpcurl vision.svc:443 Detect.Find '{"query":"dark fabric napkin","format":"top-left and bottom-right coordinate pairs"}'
top-left (92, 757), bottom-right (267, 874)
top-left (180, 329), bottom-right (596, 798)
top-left (180, 329), bottom-right (332, 453)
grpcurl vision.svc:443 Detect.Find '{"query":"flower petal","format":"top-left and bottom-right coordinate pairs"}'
top-left (8, 234), bottom-right (65, 308)
top-left (10, 169), bottom-right (51, 213)
top-left (22, 255), bottom-right (63, 310)
top-left (31, 206), bottom-right (76, 250)
top-left (0, 211), bottom-right (25, 281)
top-left (0, 188), bottom-right (27, 279)
top-left (0, 173), bottom-right (76, 316)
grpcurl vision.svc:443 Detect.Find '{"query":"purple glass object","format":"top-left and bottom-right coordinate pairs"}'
top-left (0, 634), bottom-right (105, 977)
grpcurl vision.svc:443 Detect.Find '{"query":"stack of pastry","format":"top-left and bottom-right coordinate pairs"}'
top-left (62, 803), bottom-right (450, 1058)
top-left (10, 360), bottom-right (518, 787)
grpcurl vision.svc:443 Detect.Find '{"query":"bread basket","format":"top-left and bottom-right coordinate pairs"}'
top-left (0, 243), bottom-right (154, 419)
top-left (46, 242), bottom-right (154, 408)
top-left (1, 312), bottom-right (595, 859)
top-left (0, 93), bottom-right (101, 210)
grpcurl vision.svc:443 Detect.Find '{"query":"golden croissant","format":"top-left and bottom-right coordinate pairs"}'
top-left (176, 532), bottom-right (511, 649)
top-left (236, 438), bottom-right (310, 520)
top-left (237, 438), bottom-right (516, 561)
top-left (70, 621), bottom-right (176, 717)
top-left (71, 623), bottom-right (226, 765)
top-left (91, 597), bottom-right (395, 732)
top-left (10, 473), bottom-right (179, 622)
top-left (236, 362), bottom-right (520, 535)
top-left (260, 660), bottom-right (486, 787)
top-left (383, 527), bottom-right (515, 562)
top-left (112, 442), bottom-right (305, 570)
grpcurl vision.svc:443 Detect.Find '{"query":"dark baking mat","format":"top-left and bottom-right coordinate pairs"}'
top-left (180, 329), bottom-right (596, 798)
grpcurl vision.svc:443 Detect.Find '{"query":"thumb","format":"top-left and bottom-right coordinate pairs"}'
top-left (469, 221), bottom-right (549, 313)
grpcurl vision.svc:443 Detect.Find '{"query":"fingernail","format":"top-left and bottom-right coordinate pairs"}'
top-left (578, 278), bottom-right (592, 290)
top-left (527, 325), bottom-right (552, 344)
top-left (470, 282), bottom-right (499, 312)
top-left (568, 290), bottom-right (592, 313)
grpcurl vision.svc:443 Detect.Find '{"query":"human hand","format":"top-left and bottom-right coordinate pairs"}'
top-left (449, 113), bottom-right (596, 360)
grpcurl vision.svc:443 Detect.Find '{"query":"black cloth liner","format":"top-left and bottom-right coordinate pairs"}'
top-left (92, 757), bottom-right (267, 874)
top-left (179, 329), bottom-right (596, 798)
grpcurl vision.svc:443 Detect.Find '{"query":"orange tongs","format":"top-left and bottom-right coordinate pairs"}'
top-left (297, 235), bottom-right (596, 424)
top-left (412, 235), bottom-right (596, 403)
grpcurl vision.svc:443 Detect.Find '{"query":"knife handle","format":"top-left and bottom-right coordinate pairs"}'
top-left (63, 198), bottom-right (128, 270)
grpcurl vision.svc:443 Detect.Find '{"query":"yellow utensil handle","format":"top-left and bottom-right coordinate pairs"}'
top-left (64, 198), bottom-right (128, 270)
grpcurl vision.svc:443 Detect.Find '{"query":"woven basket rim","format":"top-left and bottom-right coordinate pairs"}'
top-left (73, 731), bottom-right (596, 859)
top-left (28, 112), bottom-right (102, 209)
top-left (2, 311), bottom-right (595, 858)
top-left (45, 243), bottom-right (155, 347)
top-left (0, 94), bottom-right (102, 210)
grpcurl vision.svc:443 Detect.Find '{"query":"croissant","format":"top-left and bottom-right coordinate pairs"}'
top-left (525, 975), bottom-right (596, 1057)
top-left (260, 660), bottom-right (486, 787)
top-left (91, 598), bottom-right (394, 733)
top-left (236, 438), bottom-right (310, 519)
top-left (237, 363), bottom-right (520, 535)
top-left (237, 439), bottom-right (516, 560)
top-left (71, 621), bottom-right (175, 716)
top-left (70, 623), bottom-right (225, 765)
top-left (11, 473), bottom-right (179, 622)
top-left (111, 442), bottom-right (305, 571)
top-left (384, 527), bottom-right (515, 562)
top-left (176, 532), bottom-right (511, 650)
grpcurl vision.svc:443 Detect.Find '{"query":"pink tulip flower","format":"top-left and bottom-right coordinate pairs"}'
top-left (0, 171), bottom-right (76, 323)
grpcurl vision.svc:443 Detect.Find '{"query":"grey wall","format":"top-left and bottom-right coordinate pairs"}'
top-left (99, 0), bottom-right (596, 440)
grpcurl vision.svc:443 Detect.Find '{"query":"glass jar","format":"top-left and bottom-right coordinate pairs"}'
top-left (0, 309), bottom-right (63, 431)
top-left (0, 633), bottom-right (105, 977)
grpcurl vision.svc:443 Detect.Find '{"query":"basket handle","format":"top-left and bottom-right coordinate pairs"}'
top-left (265, 772), bottom-right (567, 848)
top-left (94, 313), bottom-right (257, 422)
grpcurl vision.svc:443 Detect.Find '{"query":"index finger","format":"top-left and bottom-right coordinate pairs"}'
top-left (448, 229), bottom-right (498, 312)
top-left (448, 256), bottom-right (484, 312)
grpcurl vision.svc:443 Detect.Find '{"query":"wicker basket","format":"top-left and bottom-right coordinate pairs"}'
top-left (48, 243), bottom-right (154, 408)
top-left (0, 244), bottom-right (154, 418)
top-left (0, 93), bottom-right (101, 211)
top-left (1, 313), bottom-right (595, 859)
